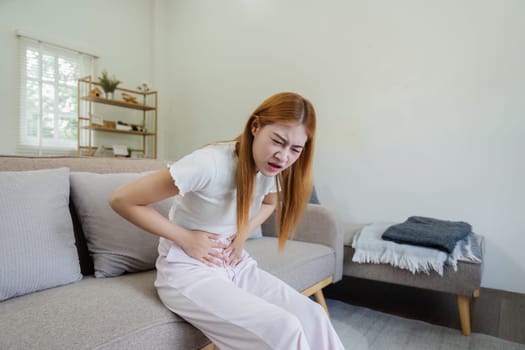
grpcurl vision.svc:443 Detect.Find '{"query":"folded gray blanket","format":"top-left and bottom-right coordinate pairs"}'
top-left (382, 216), bottom-right (472, 253)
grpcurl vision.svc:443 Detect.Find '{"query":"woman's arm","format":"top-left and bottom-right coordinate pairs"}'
top-left (224, 192), bottom-right (277, 265)
top-left (109, 168), bottom-right (227, 266)
top-left (243, 192), bottom-right (278, 240)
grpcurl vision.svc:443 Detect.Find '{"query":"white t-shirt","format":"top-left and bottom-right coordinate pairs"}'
top-left (158, 142), bottom-right (276, 255)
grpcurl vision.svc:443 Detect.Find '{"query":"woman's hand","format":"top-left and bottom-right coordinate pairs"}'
top-left (224, 234), bottom-right (245, 266)
top-left (180, 230), bottom-right (228, 266)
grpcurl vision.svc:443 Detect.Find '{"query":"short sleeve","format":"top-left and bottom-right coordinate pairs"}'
top-left (168, 148), bottom-right (216, 196)
top-left (256, 173), bottom-right (277, 198)
top-left (264, 178), bottom-right (277, 196)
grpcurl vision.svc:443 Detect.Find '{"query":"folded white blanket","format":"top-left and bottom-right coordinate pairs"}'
top-left (446, 233), bottom-right (482, 269)
top-left (352, 222), bottom-right (481, 276)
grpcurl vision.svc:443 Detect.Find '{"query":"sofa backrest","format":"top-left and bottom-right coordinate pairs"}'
top-left (0, 156), bottom-right (171, 276)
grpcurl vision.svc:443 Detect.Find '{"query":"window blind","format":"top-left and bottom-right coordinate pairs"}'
top-left (17, 35), bottom-right (97, 155)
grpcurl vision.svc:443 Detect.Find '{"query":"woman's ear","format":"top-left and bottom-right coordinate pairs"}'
top-left (251, 115), bottom-right (260, 136)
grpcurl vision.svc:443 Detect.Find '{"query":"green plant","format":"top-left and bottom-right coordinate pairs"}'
top-left (97, 70), bottom-right (121, 93)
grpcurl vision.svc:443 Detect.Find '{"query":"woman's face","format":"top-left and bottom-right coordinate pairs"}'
top-left (251, 121), bottom-right (308, 176)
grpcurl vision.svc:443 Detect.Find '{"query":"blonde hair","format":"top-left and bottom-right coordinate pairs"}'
top-left (235, 92), bottom-right (316, 250)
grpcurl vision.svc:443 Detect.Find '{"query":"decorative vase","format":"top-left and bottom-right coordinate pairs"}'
top-left (105, 91), bottom-right (114, 99)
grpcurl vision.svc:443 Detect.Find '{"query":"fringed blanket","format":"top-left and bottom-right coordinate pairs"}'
top-left (352, 222), bottom-right (482, 276)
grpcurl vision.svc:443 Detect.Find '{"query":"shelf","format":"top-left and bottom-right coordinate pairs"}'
top-left (80, 96), bottom-right (156, 111)
top-left (81, 125), bottom-right (156, 136)
top-left (78, 145), bottom-right (145, 152)
top-left (78, 76), bottom-right (158, 159)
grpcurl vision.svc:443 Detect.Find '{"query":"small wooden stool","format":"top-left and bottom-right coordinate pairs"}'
top-left (342, 224), bottom-right (484, 336)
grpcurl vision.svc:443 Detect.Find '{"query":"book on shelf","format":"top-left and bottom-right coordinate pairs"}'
top-left (116, 121), bottom-right (132, 131)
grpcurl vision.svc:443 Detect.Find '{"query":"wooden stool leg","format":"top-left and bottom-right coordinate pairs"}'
top-left (200, 343), bottom-right (216, 350)
top-left (314, 289), bottom-right (330, 317)
top-left (457, 294), bottom-right (471, 336)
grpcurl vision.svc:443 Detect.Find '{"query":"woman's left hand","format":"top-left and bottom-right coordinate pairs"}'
top-left (224, 235), bottom-right (244, 266)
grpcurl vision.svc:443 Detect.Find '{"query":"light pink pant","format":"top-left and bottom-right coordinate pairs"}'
top-left (155, 243), bottom-right (345, 350)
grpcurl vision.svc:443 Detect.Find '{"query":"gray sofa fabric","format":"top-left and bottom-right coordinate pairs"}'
top-left (262, 203), bottom-right (343, 282)
top-left (246, 237), bottom-right (335, 292)
top-left (0, 155), bottom-right (343, 350)
top-left (0, 237), bottom-right (336, 350)
top-left (0, 271), bottom-right (209, 350)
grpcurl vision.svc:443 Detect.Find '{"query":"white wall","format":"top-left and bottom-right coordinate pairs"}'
top-left (0, 0), bottom-right (157, 156)
top-left (162, 0), bottom-right (525, 293)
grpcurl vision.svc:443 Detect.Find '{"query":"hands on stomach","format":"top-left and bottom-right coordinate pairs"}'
top-left (180, 230), bottom-right (243, 267)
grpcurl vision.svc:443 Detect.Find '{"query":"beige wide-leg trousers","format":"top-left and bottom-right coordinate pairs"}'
top-left (155, 243), bottom-right (345, 350)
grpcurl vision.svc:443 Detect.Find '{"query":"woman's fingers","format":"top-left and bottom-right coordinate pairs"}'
top-left (209, 250), bottom-right (225, 261)
top-left (225, 248), bottom-right (241, 266)
top-left (213, 241), bottom-right (229, 249)
top-left (192, 231), bottom-right (236, 266)
top-left (202, 250), bottom-right (240, 266)
top-left (207, 234), bottom-right (229, 249)
top-left (202, 254), bottom-right (222, 267)
top-left (229, 257), bottom-right (240, 266)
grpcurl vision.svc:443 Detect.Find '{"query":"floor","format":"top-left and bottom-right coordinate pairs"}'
top-left (325, 276), bottom-right (525, 345)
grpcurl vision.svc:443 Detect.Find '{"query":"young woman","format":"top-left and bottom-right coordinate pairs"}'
top-left (110, 92), bottom-right (344, 350)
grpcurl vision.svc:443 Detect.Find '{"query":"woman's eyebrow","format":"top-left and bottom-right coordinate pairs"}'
top-left (272, 132), bottom-right (287, 142)
top-left (272, 132), bottom-right (304, 149)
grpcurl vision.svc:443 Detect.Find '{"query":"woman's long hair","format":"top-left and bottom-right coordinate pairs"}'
top-left (235, 92), bottom-right (316, 250)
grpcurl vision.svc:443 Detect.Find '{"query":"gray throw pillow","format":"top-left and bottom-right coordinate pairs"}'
top-left (70, 172), bottom-right (172, 278)
top-left (0, 167), bottom-right (82, 301)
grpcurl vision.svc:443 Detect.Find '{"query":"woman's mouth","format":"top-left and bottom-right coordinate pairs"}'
top-left (267, 162), bottom-right (283, 172)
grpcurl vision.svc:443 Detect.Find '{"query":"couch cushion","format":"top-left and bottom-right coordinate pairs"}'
top-left (0, 271), bottom-right (210, 350)
top-left (70, 172), bottom-right (172, 278)
top-left (245, 237), bottom-right (335, 292)
top-left (0, 167), bottom-right (82, 301)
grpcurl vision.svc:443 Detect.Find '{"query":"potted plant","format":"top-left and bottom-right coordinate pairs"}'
top-left (97, 70), bottom-right (121, 99)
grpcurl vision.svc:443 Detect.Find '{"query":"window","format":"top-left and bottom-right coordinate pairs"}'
top-left (18, 36), bottom-right (96, 154)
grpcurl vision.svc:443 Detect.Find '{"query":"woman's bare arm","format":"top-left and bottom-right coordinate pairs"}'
top-left (224, 192), bottom-right (277, 265)
top-left (109, 168), bottom-right (226, 265)
top-left (241, 192), bottom-right (277, 240)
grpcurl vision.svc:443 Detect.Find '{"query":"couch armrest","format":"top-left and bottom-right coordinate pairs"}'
top-left (261, 204), bottom-right (344, 282)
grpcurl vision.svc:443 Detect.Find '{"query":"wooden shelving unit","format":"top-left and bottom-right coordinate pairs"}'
top-left (77, 76), bottom-right (158, 158)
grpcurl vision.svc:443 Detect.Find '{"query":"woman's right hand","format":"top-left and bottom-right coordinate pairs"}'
top-left (180, 230), bottom-right (228, 266)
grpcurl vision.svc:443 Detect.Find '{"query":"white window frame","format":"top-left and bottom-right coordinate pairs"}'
top-left (17, 34), bottom-right (96, 156)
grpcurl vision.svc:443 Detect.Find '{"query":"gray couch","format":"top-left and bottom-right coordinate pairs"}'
top-left (0, 156), bottom-right (343, 350)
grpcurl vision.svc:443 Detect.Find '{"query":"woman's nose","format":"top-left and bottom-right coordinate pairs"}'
top-left (274, 149), bottom-right (288, 162)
